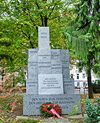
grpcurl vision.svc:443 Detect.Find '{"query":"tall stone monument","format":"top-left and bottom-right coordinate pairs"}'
top-left (23, 27), bottom-right (80, 115)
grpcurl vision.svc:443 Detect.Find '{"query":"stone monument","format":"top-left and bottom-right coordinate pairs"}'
top-left (23, 27), bottom-right (80, 115)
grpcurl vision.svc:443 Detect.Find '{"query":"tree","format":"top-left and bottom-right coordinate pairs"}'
top-left (64, 0), bottom-right (100, 98)
top-left (0, 0), bottom-right (69, 85)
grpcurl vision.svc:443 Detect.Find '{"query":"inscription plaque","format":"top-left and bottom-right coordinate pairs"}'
top-left (23, 94), bottom-right (80, 115)
top-left (38, 74), bottom-right (63, 95)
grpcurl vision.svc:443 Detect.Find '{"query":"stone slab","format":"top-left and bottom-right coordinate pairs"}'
top-left (61, 50), bottom-right (69, 62)
top-left (27, 75), bottom-right (38, 82)
top-left (63, 76), bottom-right (70, 82)
top-left (62, 62), bottom-right (69, 68)
top-left (64, 83), bottom-right (74, 94)
top-left (51, 61), bottom-right (62, 74)
top-left (51, 50), bottom-right (62, 73)
top-left (26, 82), bottom-right (38, 94)
top-left (23, 94), bottom-right (80, 115)
top-left (38, 63), bottom-right (51, 74)
top-left (38, 49), bottom-right (51, 55)
top-left (28, 49), bottom-right (38, 62)
top-left (63, 79), bottom-right (74, 83)
top-left (28, 62), bottom-right (38, 80)
top-left (28, 62), bottom-right (38, 73)
top-left (28, 49), bottom-right (38, 57)
top-left (38, 27), bottom-right (50, 49)
top-left (51, 67), bottom-right (62, 74)
top-left (38, 74), bottom-right (63, 95)
top-left (51, 49), bottom-right (61, 55)
top-left (64, 78), bottom-right (74, 82)
top-left (38, 55), bottom-right (51, 63)
top-left (62, 67), bottom-right (69, 72)
top-left (62, 66), bottom-right (70, 76)
top-left (26, 79), bottom-right (38, 83)
top-left (63, 73), bottom-right (70, 81)
top-left (38, 50), bottom-right (51, 63)
top-left (38, 67), bottom-right (51, 74)
top-left (51, 49), bottom-right (61, 62)
top-left (62, 67), bottom-right (70, 74)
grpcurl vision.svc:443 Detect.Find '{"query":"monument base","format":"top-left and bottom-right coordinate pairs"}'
top-left (23, 94), bottom-right (80, 115)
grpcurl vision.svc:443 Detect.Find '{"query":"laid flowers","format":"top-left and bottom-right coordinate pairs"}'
top-left (40, 103), bottom-right (63, 118)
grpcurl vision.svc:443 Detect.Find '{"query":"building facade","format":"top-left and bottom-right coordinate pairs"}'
top-left (70, 64), bottom-right (97, 89)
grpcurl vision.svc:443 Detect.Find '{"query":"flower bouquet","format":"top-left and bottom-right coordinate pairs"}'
top-left (40, 102), bottom-right (62, 118)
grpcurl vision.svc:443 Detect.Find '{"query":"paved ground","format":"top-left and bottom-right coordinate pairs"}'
top-left (16, 116), bottom-right (71, 123)
top-left (40, 118), bottom-right (71, 123)
top-left (16, 114), bottom-right (85, 123)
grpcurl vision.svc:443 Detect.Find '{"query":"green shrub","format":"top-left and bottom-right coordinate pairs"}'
top-left (85, 98), bottom-right (100, 123)
top-left (69, 102), bottom-right (80, 116)
top-left (97, 98), bottom-right (100, 122)
top-left (0, 120), bottom-right (4, 123)
top-left (84, 117), bottom-right (94, 123)
top-left (0, 95), bottom-right (13, 111)
top-left (69, 105), bottom-right (79, 116)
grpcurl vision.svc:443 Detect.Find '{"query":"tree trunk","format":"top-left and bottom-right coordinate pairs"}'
top-left (44, 16), bottom-right (48, 26)
top-left (41, 17), bottom-right (48, 26)
top-left (87, 57), bottom-right (93, 99)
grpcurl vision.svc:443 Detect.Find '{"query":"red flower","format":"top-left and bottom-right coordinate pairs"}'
top-left (40, 103), bottom-right (62, 117)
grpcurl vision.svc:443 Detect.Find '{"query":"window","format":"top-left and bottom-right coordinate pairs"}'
top-left (77, 82), bottom-right (80, 87)
top-left (83, 74), bottom-right (85, 78)
top-left (83, 82), bottom-right (86, 87)
top-left (71, 74), bottom-right (73, 78)
top-left (77, 74), bottom-right (79, 79)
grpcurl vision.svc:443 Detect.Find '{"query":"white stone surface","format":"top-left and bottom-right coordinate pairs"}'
top-left (38, 50), bottom-right (51, 63)
top-left (64, 83), bottom-right (74, 94)
top-left (28, 49), bottom-right (38, 62)
top-left (38, 66), bottom-right (51, 74)
top-left (38, 74), bottom-right (63, 95)
top-left (38, 27), bottom-right (50, 49)
top-left (61, 50), bottom-right (69, 62)
top-left (23, 94), bottom-right (80, 115)
top-left (51, 49), bottom-right (61, 62)
top-left (26, 82), bottom-right (38, 94)
top-left (28, 62), bottom-right (38, 80)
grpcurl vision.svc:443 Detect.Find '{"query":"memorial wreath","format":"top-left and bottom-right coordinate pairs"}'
top-left (40, 103), bottom-right (62, 118)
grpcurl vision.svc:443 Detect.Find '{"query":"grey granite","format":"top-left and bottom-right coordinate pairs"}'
top-left (51, 49), bottom-right (61, 62)
top-left (28, 49), bottom-right (38, 58)
top-left (61, 50), bottom-right (69, 62)
top-left (38, 62), bottom-right (51, 74)
top-left (23, 27), bottom-right (80, 116)
top-left (38, 74), bottom-right (63, 95)
top-left (38, 50), bottom-right (51, 63)
top-left (26, 82), bottom-right (38, 94)
top-left (64, 83), bottom-right (74, 94)
top-left (38, 27), bottom-right (50, 50)
top-left (28, 62), bottom-right (38, 80)
top-left (23, 94), bottom-right (80, 115)
top-left (62, 62), bottom-right (69, 68)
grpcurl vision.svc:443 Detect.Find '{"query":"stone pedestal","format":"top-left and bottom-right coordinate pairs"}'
top-left (23, 27), bottom-right (80, 115)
